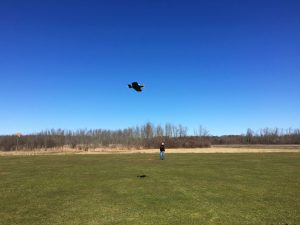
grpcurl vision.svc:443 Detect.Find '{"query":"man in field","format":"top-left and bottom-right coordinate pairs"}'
top-left (160, 142), bottom-right (165, 160)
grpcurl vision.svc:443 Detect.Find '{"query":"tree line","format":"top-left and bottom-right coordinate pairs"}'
top-left (0, 123), bottom-right (210, 151)
top-left (211, 128), bottom-right (300, 145)
top-left (0, 124), bottom-right (299, 151)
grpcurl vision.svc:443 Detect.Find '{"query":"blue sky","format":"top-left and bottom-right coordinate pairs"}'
top-left (0, 0), bottom-right (299, 135)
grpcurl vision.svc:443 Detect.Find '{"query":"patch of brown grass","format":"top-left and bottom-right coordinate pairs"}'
top-left (1, 145), bottom-right (300, 156)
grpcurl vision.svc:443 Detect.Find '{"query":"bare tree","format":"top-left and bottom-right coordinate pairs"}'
top-left (246, 128), bottom-right (254, 144)
top-left (195, 125), bottom-right (209, 137)
top-left (178, 124), bottom-right (188, 137)
top-left (165, 123), bottom-right (173, 137)
top-left (156, 125), bottom-right (164, 137)
top-left (142, 122), bottom-right (154, 139)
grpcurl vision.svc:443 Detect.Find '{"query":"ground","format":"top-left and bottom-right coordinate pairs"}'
top-left (0, 151), bottom-right (299, 225)
top-left (1, 145), bottom-right (300, 156)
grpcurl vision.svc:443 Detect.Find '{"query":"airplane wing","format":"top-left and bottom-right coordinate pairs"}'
top-left (134, 86), bottom-right (142, 92)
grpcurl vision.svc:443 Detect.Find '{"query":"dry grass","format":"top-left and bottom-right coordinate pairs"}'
top-left (1, 145), bottom-right (300, 156)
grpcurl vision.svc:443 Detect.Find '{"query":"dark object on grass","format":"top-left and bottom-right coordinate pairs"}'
top-left (137, 175), bottom-right (147, 178)
top-left (128, 82), bottom-right (144, 92)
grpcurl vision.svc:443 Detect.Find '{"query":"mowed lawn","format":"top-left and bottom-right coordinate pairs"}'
top-left (0, 153), bottom-right (299, 225)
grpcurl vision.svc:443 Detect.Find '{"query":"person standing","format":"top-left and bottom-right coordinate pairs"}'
top-left (160, 142), bottom-right (165, 160)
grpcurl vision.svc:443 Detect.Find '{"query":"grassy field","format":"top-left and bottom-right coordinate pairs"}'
top-left (0, 153), bottom-right (299, 225)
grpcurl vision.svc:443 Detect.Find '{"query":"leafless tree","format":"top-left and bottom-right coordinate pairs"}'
top-left (156, 125), bottom-right (164, 137)
top-left (1, 125), bottom-right (300, 151)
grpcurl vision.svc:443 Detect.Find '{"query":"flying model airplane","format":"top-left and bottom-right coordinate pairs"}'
top-left (128, 82), bottom-right (144, 92)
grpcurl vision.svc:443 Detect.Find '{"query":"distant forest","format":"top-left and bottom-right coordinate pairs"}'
top-left (0, 123), bottom-right (300, 151)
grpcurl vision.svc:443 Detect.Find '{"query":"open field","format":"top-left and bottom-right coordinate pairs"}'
top-left (1, 145), bottom-right (300, 156)
top-left (0, 153), bottom-right (299, 225)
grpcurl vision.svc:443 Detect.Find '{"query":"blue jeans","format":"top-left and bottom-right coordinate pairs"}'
top-left (160, 151), bottom-right (165, 160)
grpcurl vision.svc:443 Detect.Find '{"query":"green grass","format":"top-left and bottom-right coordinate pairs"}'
top-left (0, 153), bottom-right (299, 225)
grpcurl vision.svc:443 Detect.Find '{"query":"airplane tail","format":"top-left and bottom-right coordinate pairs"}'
top-left (128, 84), bottom-right (132, 88)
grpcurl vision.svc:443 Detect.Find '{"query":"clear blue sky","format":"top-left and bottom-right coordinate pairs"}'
top-left (0, 0), bottom-right (299, 135)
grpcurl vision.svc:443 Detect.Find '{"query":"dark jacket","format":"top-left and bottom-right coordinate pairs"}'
top-left (160, 145), bottom-right (165, 151)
